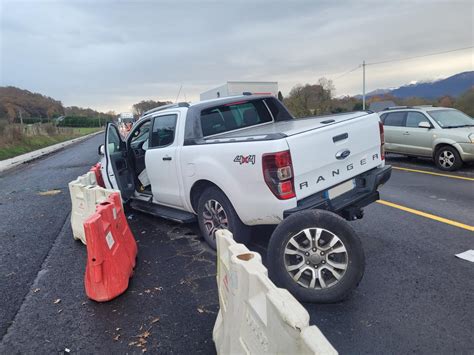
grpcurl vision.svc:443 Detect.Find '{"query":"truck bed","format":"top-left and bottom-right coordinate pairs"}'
top-left (208, 111), bottom-right (370, 139)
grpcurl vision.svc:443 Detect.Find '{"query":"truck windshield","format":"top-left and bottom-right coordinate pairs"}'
top-left (428, 109), bottom-right (474, 128)
top-left (200, 99), bottom-right (273, 137)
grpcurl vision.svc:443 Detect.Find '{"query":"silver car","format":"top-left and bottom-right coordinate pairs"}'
top-left (380, 106), bottom-right (474, 171)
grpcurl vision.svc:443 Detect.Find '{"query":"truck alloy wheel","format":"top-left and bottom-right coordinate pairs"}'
top-left (284, 228), bottom-right (348, 289)
top-left (268, 210), bottom-right (365, 303)
top-left (197, 187), bottom-right (251, 250)
top-left (202, 199), bottom-right (229, 241)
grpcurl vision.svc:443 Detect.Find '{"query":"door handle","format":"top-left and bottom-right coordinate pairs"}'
top-left (403, 132), bottom-right (410, 135)
top-left (163, 156), bottom-right (172, 161)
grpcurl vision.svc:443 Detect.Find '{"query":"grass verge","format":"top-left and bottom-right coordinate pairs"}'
top-left (0, 127), bottom-right (102, 160)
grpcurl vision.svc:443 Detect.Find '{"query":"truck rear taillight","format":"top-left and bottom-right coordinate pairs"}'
top-left (262, 150), bottom-right (296, 200)
top-left (379, 121), bottom-right (385, 160)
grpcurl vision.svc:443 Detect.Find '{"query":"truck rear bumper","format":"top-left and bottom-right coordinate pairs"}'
top-left (283, 165), bottom-right (392, 220)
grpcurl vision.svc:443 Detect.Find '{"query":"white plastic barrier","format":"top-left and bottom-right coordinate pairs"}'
top-left (68, 173), bottom-right (121, 245)
top-left (213, 230), bottom-right (338, 355)
top-left (76, 171), bottom-right (97, 187)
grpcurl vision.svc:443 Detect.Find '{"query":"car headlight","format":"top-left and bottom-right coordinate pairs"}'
top-left (469, 133), bottom-right (474, 143)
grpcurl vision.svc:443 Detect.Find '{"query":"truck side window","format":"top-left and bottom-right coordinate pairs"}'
top-left (383, 112), bottom-right (406, 127)
top-left (130, 121), bottom-right (151, 147)
top-left (107, 126), bottom-right (122, 153)
top-left (149, 114), bottom-right (177, 148)
top-left (200, 99), bottom-right (273, 137)
top-left (264, 98), bottom-right (293, 121)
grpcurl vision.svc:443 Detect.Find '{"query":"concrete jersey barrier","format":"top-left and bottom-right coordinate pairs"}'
top-left (213, 229), bottom-right (338, 355)
top-left (68, 172), bottom-right (121, 245)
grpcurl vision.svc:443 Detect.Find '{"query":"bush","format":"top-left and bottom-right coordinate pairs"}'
top-left (58, 116), bottom-right (102, 127)
top-left (0, 120), bottom-right (6, 135)
top-left (20, 118), bottom-right (42, 124)
top-left (44, 123), bottom-right (57, 135)
top-left (10, 125), bottom-right (23, 142)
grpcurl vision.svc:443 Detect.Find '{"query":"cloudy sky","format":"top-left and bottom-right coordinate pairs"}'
top-left (1, 0), bottom-right (473, 112)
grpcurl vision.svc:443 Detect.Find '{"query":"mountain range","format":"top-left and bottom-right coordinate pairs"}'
top-left (361, 71), bottom-right (473, 99)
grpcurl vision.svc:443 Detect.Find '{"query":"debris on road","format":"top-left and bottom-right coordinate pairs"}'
top-left (129, 327), bottom-right (152, 351)
top-left (38, 189), bottom-right (61, 196)
top-left (53, 298), bottom-right (61, 304)
top-left (455, 250), bottom-right (474, 262)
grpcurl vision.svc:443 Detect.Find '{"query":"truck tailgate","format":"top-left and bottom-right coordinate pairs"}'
top-left (286, 112), bottom-right (383, 200)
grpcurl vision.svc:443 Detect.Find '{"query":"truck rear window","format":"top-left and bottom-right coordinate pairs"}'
top-left (200, 99), bottom-right (273, 137)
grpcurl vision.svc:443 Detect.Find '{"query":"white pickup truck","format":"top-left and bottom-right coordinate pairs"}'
top-left (99, 95), bottom-right (391, 302)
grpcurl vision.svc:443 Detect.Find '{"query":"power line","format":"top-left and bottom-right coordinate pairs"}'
top-left (332, 64), bottom-right (362, 80)
top-left (329, 45), bottom-right (472, 82)
top-left (366, 45), bottom-right (474, 66)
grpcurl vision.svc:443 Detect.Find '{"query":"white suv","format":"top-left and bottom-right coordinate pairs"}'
top-left (380, 106), bottom-right (474, 171)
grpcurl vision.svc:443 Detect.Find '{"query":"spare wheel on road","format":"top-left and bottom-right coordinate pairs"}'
top-left (267, 210), bottom-right (365, 303)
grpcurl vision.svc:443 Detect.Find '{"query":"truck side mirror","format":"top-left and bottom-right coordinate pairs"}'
top-left (418, 121), bottom-right (431, 129)
top-left (98, 144), bottom-right (105, 155)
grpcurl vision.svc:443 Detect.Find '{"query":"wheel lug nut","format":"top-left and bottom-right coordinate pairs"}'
top-left (305, 252), bottom-right (309, 256)
top-left (306, 261), bottom-right (310, 265)
top-left (314, 265), bottom-right (318, 269)
top-left (312, 248), bottom-right (316, 252)
top-left (321, 260), bottom-right (326, 264)
top-left (320, 252), bottom-right (324, 256)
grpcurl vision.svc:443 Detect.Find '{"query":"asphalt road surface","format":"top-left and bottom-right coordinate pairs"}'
top-left (0, 137), bottom-right (473, 354)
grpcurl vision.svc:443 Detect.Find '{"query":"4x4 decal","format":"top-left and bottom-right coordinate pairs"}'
top-left (234, 155), bottom-right (256, 165)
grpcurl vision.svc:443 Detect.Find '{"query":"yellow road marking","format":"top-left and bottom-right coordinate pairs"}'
top-left (377, 200), bottom-right (474, 232)
top-left (392, 166), bottom-right (474, 181)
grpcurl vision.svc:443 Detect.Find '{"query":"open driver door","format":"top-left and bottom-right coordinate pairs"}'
top-left (104, 122), bottom-right (135, 201)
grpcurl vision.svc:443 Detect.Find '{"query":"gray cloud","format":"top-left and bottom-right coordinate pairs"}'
top-left (1, 0), bottom-right (472, 112)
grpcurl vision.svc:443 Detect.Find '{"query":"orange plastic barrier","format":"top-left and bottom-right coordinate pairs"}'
top-left (107, 192), bottom-right (137, 268)
top-left (89, 163), bottom-right (105, 188)
top-left (84, 192), bottom-right (137, 302)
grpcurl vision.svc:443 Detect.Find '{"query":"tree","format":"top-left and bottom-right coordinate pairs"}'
top-left (438, 95), bottom-right (455, 107)
top-left (454, 88), bottom-right (474, 116)
top-left (331, 96), bottom-right (361, 113)
top-left (0, 86), bottom-right (64, 122)
top-left (132, 100), bottom-right (172, 116)
top-left (283, 78), bottom-right (334, 117)
top-left (401, 96), bottom-right (431, 106)
top-left (284, 85), bottom-right (312, 117)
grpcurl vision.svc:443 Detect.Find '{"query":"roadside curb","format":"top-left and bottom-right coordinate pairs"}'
top-left (0, 130), bottom-right (104, 173)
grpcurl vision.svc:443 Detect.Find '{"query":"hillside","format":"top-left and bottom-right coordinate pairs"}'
top-left (0, 86), bottom-right (115, 123)
top-left (0, 87), bottom-right (64, 123)
top-left (365, 71), bottom-right (473, 99)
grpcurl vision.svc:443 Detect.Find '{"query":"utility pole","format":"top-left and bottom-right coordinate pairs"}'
top-left (175, 84), bottom-right (183, 103)
top-left (362, 60), bottom-right (366, 110)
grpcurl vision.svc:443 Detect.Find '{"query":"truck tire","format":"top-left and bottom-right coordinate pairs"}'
top-left (435, 146), bottom-right (463, 171)
top-left (197, 187), bottom-right (251, 250)
top-left (267, 210), bottom-right (365, 303)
